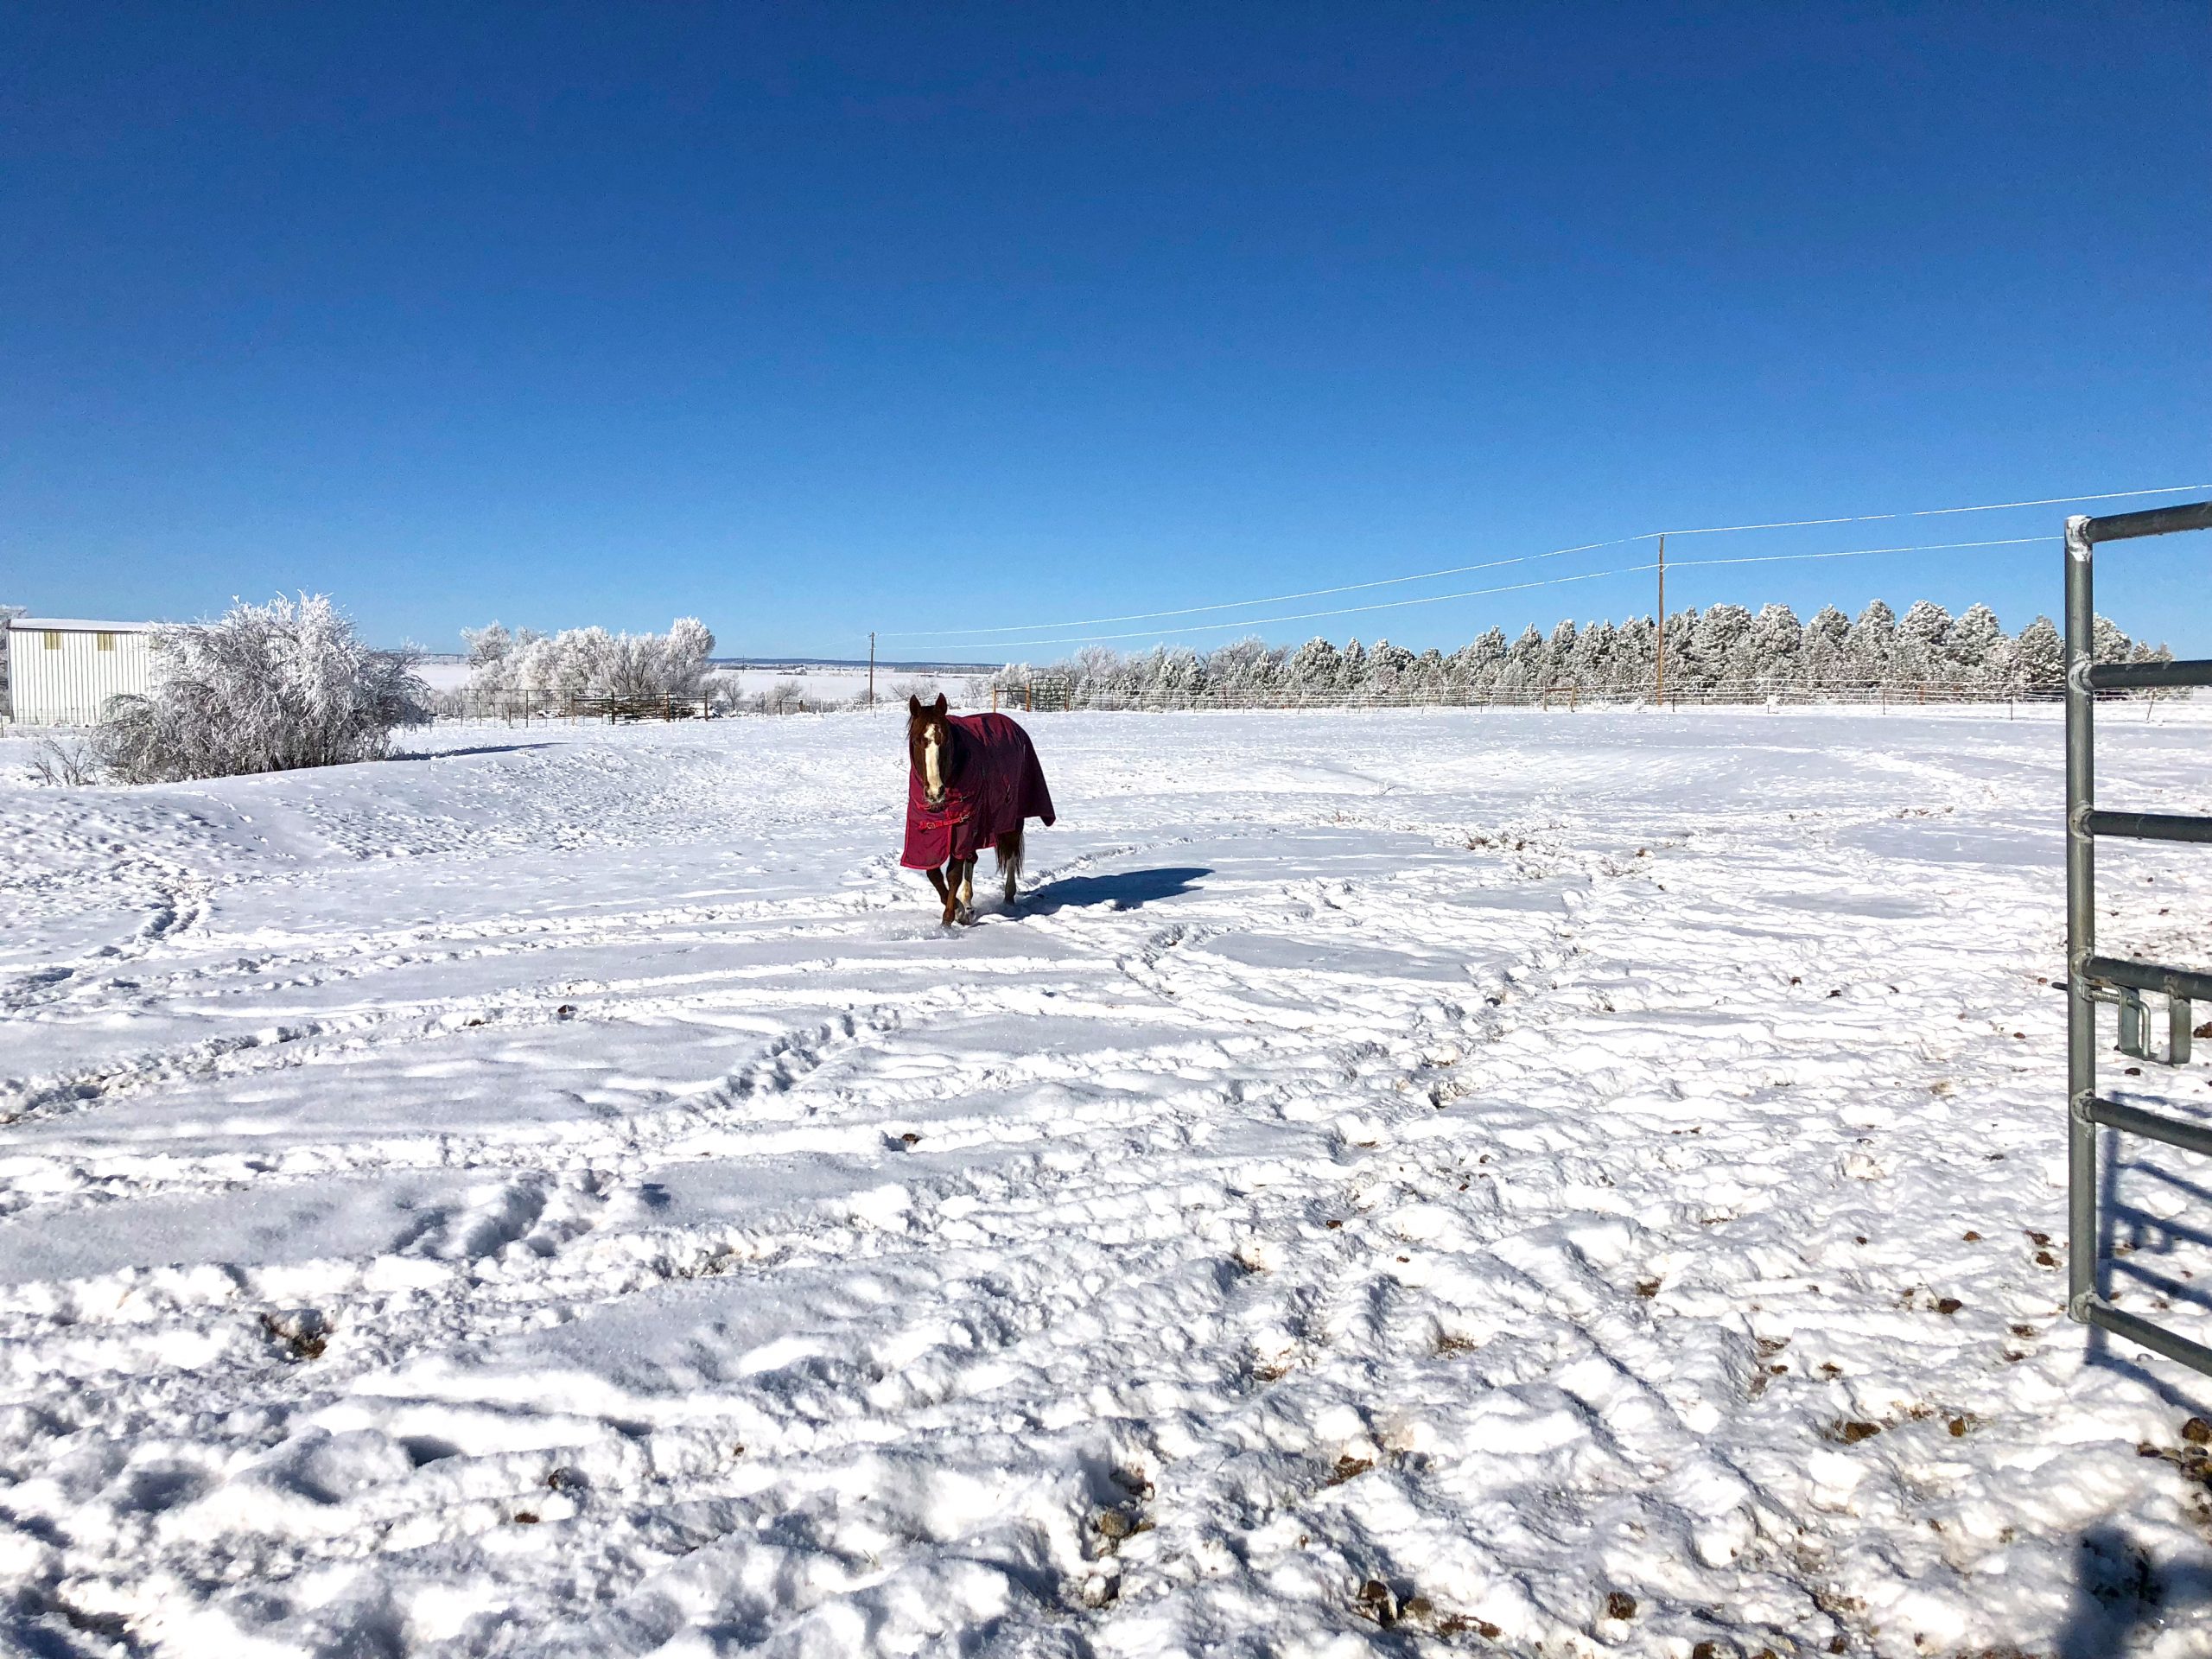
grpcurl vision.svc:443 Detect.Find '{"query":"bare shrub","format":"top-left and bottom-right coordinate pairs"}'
top-left (98, 595), bottom-right (428, 784)
top-left (29, 737), bottom-right (99, 786)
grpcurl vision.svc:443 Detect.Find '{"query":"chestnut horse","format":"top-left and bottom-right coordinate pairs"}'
top-left (902, 694), bottom-right (1056, 925)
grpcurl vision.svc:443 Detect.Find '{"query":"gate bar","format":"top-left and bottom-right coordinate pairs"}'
top-left (2082, 501), bottom-right (2212, 543)
top-left (2082, 1095), bottom-right (2212, 1160)
top-left (2084, 955), bottom-right (2212, 1005)
top-left (2082, 810), bottom-right (2212, 845)
top-left (2089, 658), bottom-right (2212, 691)
top-left (2083, 1300), bottom-right (2212, 1376)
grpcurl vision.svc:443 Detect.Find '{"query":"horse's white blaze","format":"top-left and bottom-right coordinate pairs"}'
top-left (923, 733), bottom-right (944, 798)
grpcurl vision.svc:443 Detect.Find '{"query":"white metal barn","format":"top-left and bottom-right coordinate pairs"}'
top-left (4, 618), bottom-right (162, 726)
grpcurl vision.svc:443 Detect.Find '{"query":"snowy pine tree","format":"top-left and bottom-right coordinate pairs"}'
top-left (1801, 606), bottom-right (1850, 689)
top-left (1847, 601), bottom-right (1896, 687)
top-left (2012, 617), bottom-right (2062, 693)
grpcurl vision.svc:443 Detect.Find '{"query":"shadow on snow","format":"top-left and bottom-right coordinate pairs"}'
top-left (1021, 867), bottom-right (1211, 917)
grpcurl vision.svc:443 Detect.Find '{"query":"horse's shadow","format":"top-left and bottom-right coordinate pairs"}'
top-left (1020, 867), bottom-right (1210, 917)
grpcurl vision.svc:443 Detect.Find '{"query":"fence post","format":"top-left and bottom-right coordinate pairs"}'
top-left (2063, 513), bottom-right (2097, 1325)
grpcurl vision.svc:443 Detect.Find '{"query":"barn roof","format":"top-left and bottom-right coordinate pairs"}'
top-left (7, 617), bottom-right (162, 633)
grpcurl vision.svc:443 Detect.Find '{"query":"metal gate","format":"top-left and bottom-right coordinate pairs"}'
top-left (2065, 499), bottom-right (2212, 1376)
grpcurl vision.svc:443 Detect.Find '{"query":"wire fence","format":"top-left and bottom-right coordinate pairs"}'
top-left (416, 691), bottom-right (717, 726)
top-left (980, 676), bottom-right (2119, 714)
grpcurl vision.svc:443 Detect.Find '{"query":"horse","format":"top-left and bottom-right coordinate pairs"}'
top-left (901, 693), bottom-right (1056, 926)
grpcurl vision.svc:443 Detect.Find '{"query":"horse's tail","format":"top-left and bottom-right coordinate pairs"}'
top-left (995, 825), bottom-right (1025, 886)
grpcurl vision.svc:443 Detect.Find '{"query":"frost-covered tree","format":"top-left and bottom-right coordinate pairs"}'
top-left (1408, 647), bottom-right (1448, 702)
top-left (461, 621), bottom-right (530, 671)
top-left (1685, 604), bottom-right (1750, 692)
top-left (1611, 616), bottom-right (1656, 694)
top-left (1892, 601), bottom-right (1952, 687)
top-left (1337, 639), bottom-right (1369, 694)
top-left (1945, 603), bottom-right (2007, 689)
top-left (1364, 639), bottom-right (1417, 700)
top-left (1567, 620), bottom-right (1617, 692)
top-left (1745, 604), bottom-right (1802, 691)
top-left (1287, 637), bottom-right (1342, 697)
top-left (1209, 637), bottom-right (1275, 695)
top-left (1501, 626), bottom-right (1547, 696)
top-left (2092, 613), bottom-right (2134, 665)
top-left (1542, 621), bottom-right (1578, 691)
top-left (1452, 629), bottom-right (1508, 700)
top-left (98, 594), bottom-right (427, 784)
top-left (467, 617), bottom-right (716, 700)
top-left (1156, 646), bottom-right (1205, 701)
top-left (1847, 601), bottom-right (1896, 687)
top-left (2012, 617), bottom-right (2063, 693)
top-left (1801, 606), bottom-right (1851, 688)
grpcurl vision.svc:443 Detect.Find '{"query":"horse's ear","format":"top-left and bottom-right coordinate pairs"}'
top-left (931, 693), bottom-right (948, 715)
top-left (908, 694), bottom-right (922, 715)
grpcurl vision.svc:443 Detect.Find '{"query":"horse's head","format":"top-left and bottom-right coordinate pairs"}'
top-left (907, 693), bottom-right (955, 808)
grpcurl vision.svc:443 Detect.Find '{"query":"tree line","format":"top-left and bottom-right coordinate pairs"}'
top-left (998, 600), bottom-right (2172, 707)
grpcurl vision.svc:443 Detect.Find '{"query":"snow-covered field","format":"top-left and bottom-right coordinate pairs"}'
top-left (4, 708), bottom-right (2212, 1657)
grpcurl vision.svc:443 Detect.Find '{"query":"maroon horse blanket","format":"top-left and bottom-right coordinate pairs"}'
top-left (901, 712), bottom-right (1056, 869)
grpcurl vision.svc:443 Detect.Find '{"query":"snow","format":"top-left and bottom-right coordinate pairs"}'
top-left (3, 706), bottom-right (2212, 1656)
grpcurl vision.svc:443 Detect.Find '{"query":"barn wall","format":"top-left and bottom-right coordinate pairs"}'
top-left (6, 626), bottom-right (160, 726)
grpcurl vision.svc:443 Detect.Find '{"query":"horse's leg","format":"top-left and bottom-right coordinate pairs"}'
top-left (957, 857), bottom-right (976, 924)
top-left (999, 827), bottom-right (1023, 906)
top-left (925, 864), bottom-right (954, 925)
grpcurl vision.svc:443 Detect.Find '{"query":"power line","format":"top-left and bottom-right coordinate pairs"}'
top-left (1661, 484), bottom-right (2212, 537)
top-left (963, 534), bottom-right (2047, 655)
top-left (879, 536), bottom-right (1640, 640)
top-left (880, 483), bottom-right (2209, 643)
top-left (1667, 536), bottom-right (2043, 571)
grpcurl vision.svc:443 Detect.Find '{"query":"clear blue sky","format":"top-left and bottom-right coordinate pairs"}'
top-left (3, 3), bottom-right (2206, 658)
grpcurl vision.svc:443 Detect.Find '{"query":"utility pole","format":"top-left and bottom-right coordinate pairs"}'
top-left (1654, 533), bottom-right (1666, 704)
top-left (868, 631), bottom-right (875, 707)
